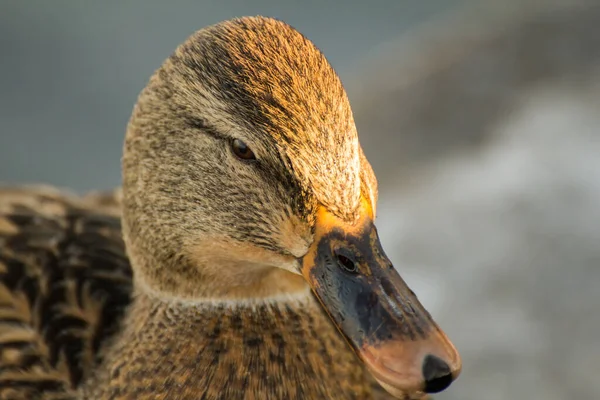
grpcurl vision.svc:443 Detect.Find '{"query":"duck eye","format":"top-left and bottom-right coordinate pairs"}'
top-left (231, 139), bottom-right (256, 161)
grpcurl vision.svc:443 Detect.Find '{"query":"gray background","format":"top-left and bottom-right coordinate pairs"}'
top-left (0, 0), bottom-right (458, 190)
top-left (1, 1), bottom-right (599, 399)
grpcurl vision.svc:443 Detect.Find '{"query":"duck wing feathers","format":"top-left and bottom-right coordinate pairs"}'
top-left (0, 186), bottom-right (132, 400)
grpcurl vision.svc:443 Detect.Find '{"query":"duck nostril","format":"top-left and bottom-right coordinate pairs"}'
top-left (422, 354), bottom-right (454, 394)
top-left (333, 249), bottom-right (358, 274)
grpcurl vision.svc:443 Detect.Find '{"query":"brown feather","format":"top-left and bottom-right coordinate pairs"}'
top-left (0, 187), bottom-right (131, 399)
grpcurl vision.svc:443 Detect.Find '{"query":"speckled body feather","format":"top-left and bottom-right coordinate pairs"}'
top-left (82, 295), bottom-right (381, 399)
top-left (0, 187), bottom-right (130, 399)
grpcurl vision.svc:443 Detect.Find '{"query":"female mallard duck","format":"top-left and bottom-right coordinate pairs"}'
top-left (0, 17), bottom-right (460, 400)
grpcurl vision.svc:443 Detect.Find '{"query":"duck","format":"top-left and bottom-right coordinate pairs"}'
top-left (0, 16), bottom-right (461, 400)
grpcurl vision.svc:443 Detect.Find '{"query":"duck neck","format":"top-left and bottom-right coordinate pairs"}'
top-left (82, 289), bottom-right (377, 400)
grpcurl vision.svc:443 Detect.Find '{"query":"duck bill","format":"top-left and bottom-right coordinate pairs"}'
top-left (300, 201), bottom-right (461, 398)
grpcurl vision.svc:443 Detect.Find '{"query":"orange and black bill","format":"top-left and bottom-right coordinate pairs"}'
top-left (301, 201), bottom-right (461, 399)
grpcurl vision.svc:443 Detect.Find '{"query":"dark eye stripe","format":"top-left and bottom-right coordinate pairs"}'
top-left (231, 138), bottom-right (257, 161)
top-left (186, 117), bottom-right (223, 139)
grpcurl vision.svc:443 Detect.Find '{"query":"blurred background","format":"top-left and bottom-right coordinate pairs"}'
top-left (1, 1), bottom-right (599, 399)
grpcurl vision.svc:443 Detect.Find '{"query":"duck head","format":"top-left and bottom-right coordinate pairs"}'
top-left (121, 16), bottom-right (461, 398)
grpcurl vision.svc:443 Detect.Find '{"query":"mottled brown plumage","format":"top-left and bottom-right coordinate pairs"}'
top-left (0, 186), bottom-right (129, 399)
top-left (0, 16), bottom-right (459, 400)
